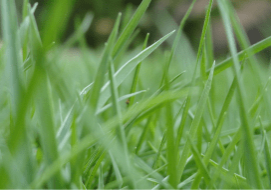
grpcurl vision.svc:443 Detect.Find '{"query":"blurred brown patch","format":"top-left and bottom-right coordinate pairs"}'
top-left (95, 18), bottom-right (114, 36)
top-left (156, 0), bottom-right (271, 53)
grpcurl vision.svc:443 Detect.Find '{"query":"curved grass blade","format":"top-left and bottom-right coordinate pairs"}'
top-left (97, 30), bottom-right (175, 110)
top-left (80, 31), bottom-right (175, 101)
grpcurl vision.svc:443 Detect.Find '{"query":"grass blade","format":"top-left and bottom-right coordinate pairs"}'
top-left (178, 61), bottom-right (215, 180)
top-left (217, 1), bottom-right (262, 188)
top-left (89, 13), bottom-right (121, 111)
top-left (112, 0), bottom-right (151, 57)
top-left (97, 30), bottom-right (175, 109)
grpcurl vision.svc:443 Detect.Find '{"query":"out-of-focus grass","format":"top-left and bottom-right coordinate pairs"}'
top-left (1, 0), bottom-right (271, 189)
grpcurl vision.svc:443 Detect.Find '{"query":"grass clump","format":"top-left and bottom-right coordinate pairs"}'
top-left (1, 0), bottom-right (271, 189)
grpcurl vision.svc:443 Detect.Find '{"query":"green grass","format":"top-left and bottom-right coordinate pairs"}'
top-left (1, 0), bottom-right (271, 189)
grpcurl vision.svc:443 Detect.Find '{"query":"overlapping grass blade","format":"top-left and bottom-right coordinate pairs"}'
top-left (178, 61), bottom-right (215, 180)
top-left (210, 35), bottom-right (271, 76)
top-left (217, 0), bottom-right (262, 188)
top-left (1, 0), bottom-right (35, 187)
top-left (187, 134), bottom-right (212, 187)
top-left (96, 30), bottom-right (175, 109)
top-left (108, 58), bottom-right (135, 188)
top-left (112, 0), bottom-right (151, 57)
top-left (191, 112), bottom-right (227, 188)
top-left (129, 33), bottom-right (149, 106)
top-left (89, 13), bottom-right (121, 111)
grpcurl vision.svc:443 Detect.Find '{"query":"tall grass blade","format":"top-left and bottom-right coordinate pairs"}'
top-left (178, 61), bottom-right (215, 180)
top-left (112, 0), bottom-right (151, 57)
top-left (217, 0), bottom-right (262, 188)
top-left (89, 13), bottom-right (121, 111)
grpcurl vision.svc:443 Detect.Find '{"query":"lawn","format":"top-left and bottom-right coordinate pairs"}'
top-left (1, 0), bottom-right (271, 189)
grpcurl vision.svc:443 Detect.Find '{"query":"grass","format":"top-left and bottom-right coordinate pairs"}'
top-left (1, 0), bottom-right (271, 189)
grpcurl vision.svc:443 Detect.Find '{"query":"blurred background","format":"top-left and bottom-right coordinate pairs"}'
top-left (6, 0), bottom-right (270, 59)
top-left (23, 0), bottom-right (271, 56)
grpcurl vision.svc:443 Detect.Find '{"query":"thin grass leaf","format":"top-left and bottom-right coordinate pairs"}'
top-left (97, 30), bottom-right (175, 110)
top-left (85, 151), bottom-right (106, 188)
top-left (129, 33), bottom-right (149, 106)
top-left (210, 35), bottom-right (271, 76)
top-left (207, 157), bottom-right (249, 188)
top-left (152, 133), bottom-right (167, 169)
top-left (178, 61), bottom-right (215, 179)
top-left (218, 1), bottom-right (262, 188)
top-left (90, 13), bottom-right (121, 111)
top-left (159, 0), bottom-right (197, 85)
top-left (191, 112), bottom-right (227, 188)
top-left (187, 134), bottom-right (212, 187)
top-left (133, 156), bottom-right (173, 189)
top-left (261, 122), bottom-right (271, 188)
top-left (108, 58), bottom-right (135, 188)
top-left (112, 0), bottom-right (151, 57)
top-left (135, 116), bottom-right (153, 155)
top-left (97, 90), bottom-right (146, 115)
top-left (209, 128), bottom-right (242, 187)
top-left (191, 0), bottom-right (213, 81)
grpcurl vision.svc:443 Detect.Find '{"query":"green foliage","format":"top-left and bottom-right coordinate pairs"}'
top-left (1, 0), bottom-right (271, 189)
